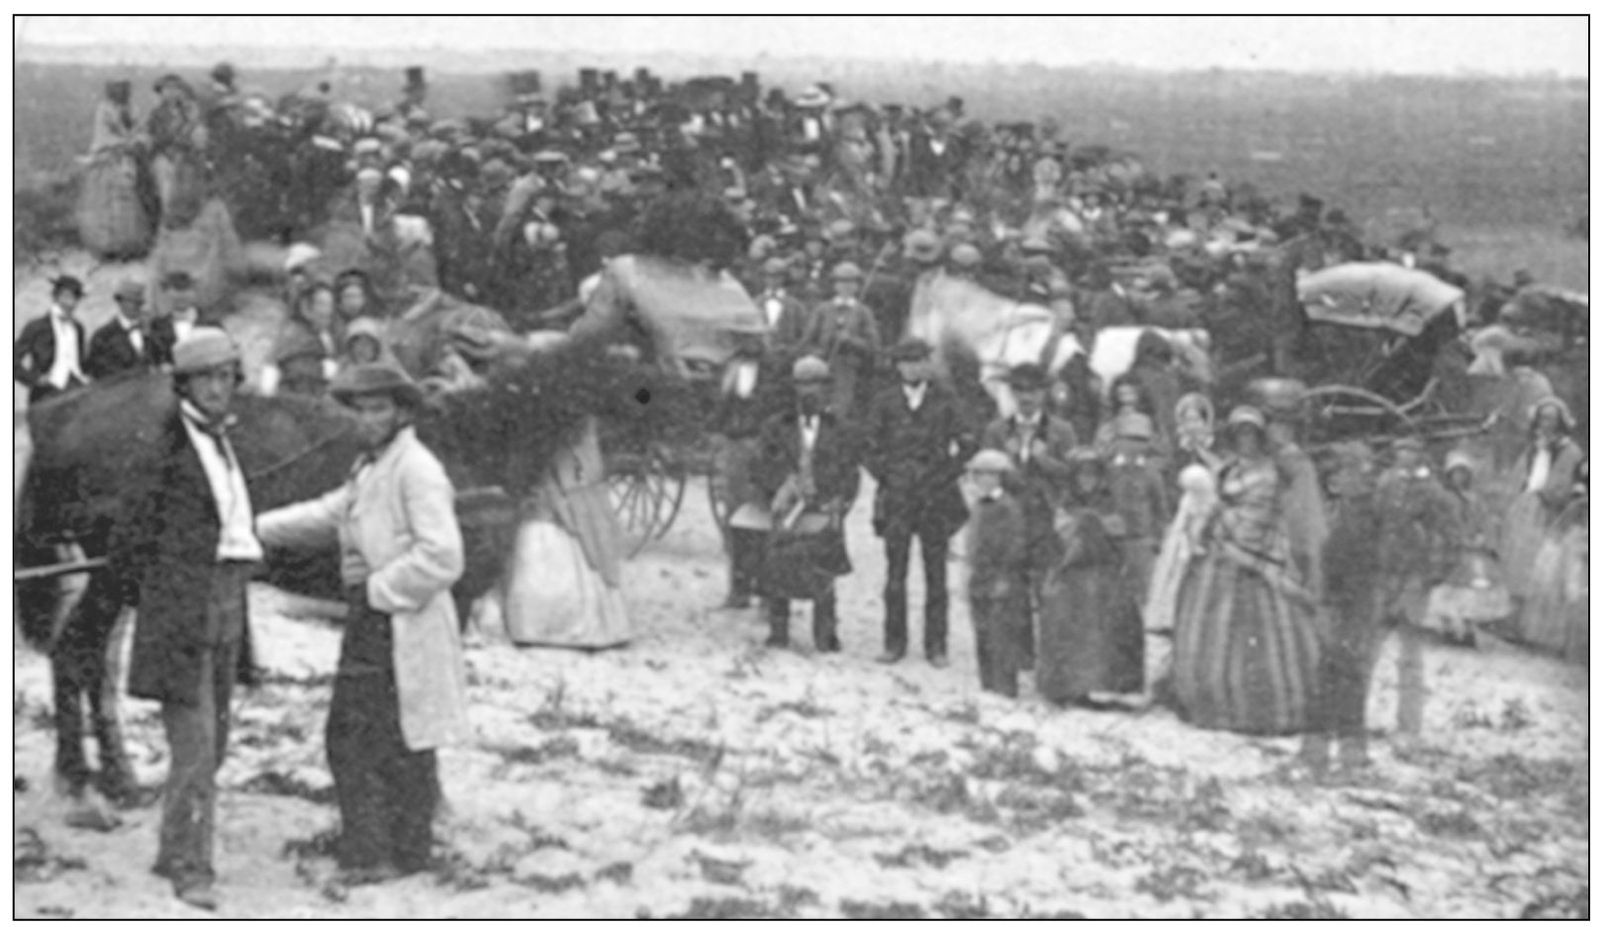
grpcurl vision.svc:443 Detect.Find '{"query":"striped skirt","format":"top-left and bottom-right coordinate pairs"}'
top-left (1171, 545), bottom-right (1322, 735)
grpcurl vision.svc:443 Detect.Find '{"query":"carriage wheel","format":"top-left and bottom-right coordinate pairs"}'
top-left (607, 444), bottom-right (687, 558)
top-left (1298, 385), bottom-right (1417, 447)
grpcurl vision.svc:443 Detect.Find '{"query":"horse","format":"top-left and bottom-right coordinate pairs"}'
top-left (905, 269), bottom-right (1212, 418)
top-left (16, 372), bottom-right (365, 811)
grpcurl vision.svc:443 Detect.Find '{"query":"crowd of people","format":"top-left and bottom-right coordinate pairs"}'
top-left (24, 58), bottom-right (1588, 907)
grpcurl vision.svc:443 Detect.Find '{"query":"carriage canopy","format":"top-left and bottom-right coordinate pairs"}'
top-left (1297, 262), bottom-right (1465, 338)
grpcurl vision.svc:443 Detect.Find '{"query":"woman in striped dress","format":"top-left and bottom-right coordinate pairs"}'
top-left (1170, 406), bottom-right (1322, 735)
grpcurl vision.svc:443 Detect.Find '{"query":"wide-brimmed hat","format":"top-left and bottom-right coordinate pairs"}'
top-left (1006, 363), bottom-right (1049, 392)
top-left (889, 336), bottom-right (933, 363)
top-left (795, 85), bottom-right (832, 108)
top-left (329, 363), bottom-right (423, 408)
top-left (791, 355), bottom-right (831, 382)
top-left (1527, 396), bottom-right (1576, 432)
top-left (172, 328), bottom-right (240, 374)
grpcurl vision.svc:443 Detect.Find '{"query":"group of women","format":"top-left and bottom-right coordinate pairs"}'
top-left (1027, 375), bottom-right (1586, 742)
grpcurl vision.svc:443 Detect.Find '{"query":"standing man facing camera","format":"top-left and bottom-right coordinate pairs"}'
top-left (257, 363), bottom-right (468, 885)
top-left (111, 328), bottom-right (262, 911)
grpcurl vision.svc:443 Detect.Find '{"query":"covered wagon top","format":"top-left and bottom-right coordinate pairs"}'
top-left (1296, 262), bottom-right (1466, 338)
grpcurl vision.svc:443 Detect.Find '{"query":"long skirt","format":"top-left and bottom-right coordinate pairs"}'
top-left (76, 155), bottom-right (151, 259)
top-left (1171, 547), bottom-right (1322, 735)
top-left (1037, 562), bottom-right (1145, 702)
top-left (1499, 492), bottom-right (1548, 600)
top-left (1144, 516), bottom-right (1195, 633)
top-left (1523, 523), bottom-right (1588, 657)
top-left (502, 491), bottom-right (632, 650)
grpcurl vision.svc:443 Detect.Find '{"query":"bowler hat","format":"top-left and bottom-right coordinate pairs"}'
top-left (966, 449), bottom-right (1014, 474)
top-left (830, 262), bottom-right (862, 282)
top-left (1006, 363), bottom-right (1049, 392)
top-left (161, 271), bottom-right (195, 291)
top-left (889, 337), bottom-right (932, 362)
top-left (51, 275), bottom-right (85, 297)
top-left (172, 328), bottom-right (241, 374)
top-left (791, 355), bottom-right (831, 382)
top-left (329, 363), bottom-right (424, 409)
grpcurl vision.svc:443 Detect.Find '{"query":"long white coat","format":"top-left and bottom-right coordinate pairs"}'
top-left (257, 426), bottom-right (469, 751)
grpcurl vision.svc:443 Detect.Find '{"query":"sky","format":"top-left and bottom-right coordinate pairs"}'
top-left (13, 15), bottom-right (1588, 78)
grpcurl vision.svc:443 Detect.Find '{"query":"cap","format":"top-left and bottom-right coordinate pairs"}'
top-left (831, 261), bottom-right (863, 282)
top-left (1245, 377), bottom-right (1306, 418)
top-left (762, 256), bottom-right (790, 276)
top-left (1006, 363), bottom-right (1049, 392)
top-left (966, 449), bottom-right (1014, 474)
top-left (1391, 434), bottom-right (1427, 454)
top-left (889, 336), bottom-right (933, 362)
top-left (826, 218), bottom-right (855, 240)
top-left (1443, 449), bottom-right (1475, 475)
top-left (172, 328), bottom-right (240, 374)
top-left (791, 355), bottom-right (831, 382)
top-left (353, 138), bottom-right (384, 156)
top-left (329, 362), bottom-right (424, 408)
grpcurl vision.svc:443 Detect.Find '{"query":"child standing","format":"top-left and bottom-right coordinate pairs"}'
top-left (963, 450), bottom-right (1030, 697)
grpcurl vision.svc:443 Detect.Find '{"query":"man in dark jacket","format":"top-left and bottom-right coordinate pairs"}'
top-left (86, 277), bottom-right (163, 379)
top-left (14, 275), bottom-right (89, 403)
top-left (110, 328), bottom-right (262, 911)
top-left (753, 355), bottom-right (861, 653)
top-left (863, 337), bottom-right (976, 665)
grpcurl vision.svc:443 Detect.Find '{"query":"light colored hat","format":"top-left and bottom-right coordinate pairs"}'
top-left (791, 355), bottom-right (831, 382)
top-left (1443, 449), bottom-right (1475, 474)
top-left (762, 256), bottom-right (790, 276)
top-left (172, 328), bottom-right (241, 374)
top-left (1226, 405), bottom-right (1268, 432)
top-left (284, 243), bottom-right (321, 271)
top-left (113, 277), bottom-right (146, 302)
top-left (949, 243), bottom-right (982, 268)
top-left (966, 448), bottom-right (1014, 473)
top-left (831, 261), bottom-right (863, 282)
top-left (353, 138), bottom-right (384, 156)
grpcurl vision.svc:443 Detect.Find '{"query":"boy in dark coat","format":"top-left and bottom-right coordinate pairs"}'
top-left (964, 449), bottom-right (1029, 697)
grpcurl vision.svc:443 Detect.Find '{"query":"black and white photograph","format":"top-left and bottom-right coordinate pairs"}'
top-left (11, 14), bottom-right (1588, 918)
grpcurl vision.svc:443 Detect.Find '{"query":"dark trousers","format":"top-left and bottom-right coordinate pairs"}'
top-left (882, 521), bottom-right (950, 658)
top-left (328, 590), bottom-right (439, 872)
top-left (970, 594), bottom-right (1023, 697)
top-left (156, 564), bottom-right (249, 890)
top-left (765, 588), bottom-right (839, 651)
top-left (729, 527), bottom-right (764, 598)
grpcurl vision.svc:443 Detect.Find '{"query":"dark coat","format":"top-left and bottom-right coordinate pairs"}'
top-left (982, 413), bottom-right (1078, 570)
top-left (112, 410), bottom-right (257, 704)
top-left (14, 313), bottom-right (88, 400)
top-left (863, 380), bottom-right (976, 538)
top-left (967, 491), bottom-right (1028, 601)
top-left (754, 407), bottom-right (861, 576)
top-left (85, 318), bottom-right (162, 380)
top-left (754, 288), bottom-right (815, 357)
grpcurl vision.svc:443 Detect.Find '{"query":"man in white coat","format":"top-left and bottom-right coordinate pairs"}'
top-left (256, 363), bottom-right (466, 884)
